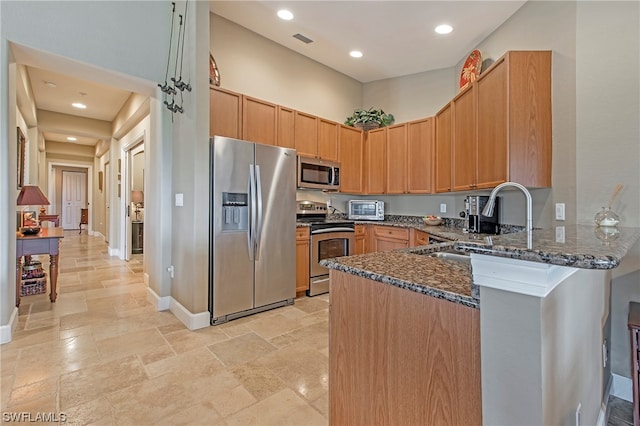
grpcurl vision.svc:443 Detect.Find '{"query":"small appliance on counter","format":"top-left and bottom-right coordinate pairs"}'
top-left (348, 200), bottom-right (384, 221)
top-left (462, 195), bottom-right (500, 234)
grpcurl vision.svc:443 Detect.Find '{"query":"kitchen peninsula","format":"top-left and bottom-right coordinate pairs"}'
top-left (322, 224), bottom-right (640, 425)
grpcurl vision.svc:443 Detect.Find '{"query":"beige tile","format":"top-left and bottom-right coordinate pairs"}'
top-left (225, 388), bottom-right (327, 426)
top-left (293, 297), bottom-right (329, 314)
top-left (207, 332), bottom-right (277, 368)
top-left (231, 360), bottom-right (287, 401)
top-left (60, 355), bottom-right (147, 410)
top-left (61, 397), bottom-right (115, 426)
top-left (245, 313), bottom-right (304, 340)
top-left (7, 377), bottom-right (58, 408)
top-left (144, 347), bottom-right (225, 379)
top-left (138, 344), bottom-right (176, 366)
top-left (157, 400), bottom-right (224, 425)
top-left (95, 328), bottom-right (168, 361)
top-left (163, 327), bottom-right (229, 354)
top-left (1, 395), bottom-right (58, 424)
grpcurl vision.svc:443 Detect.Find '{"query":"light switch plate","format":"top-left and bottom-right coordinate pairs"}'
top-left (555, 203), bottom-right (565, 221)
top-left (440, 203), bottom-right (447, 213)
top-left (175, 193), bottom-right (184, 207)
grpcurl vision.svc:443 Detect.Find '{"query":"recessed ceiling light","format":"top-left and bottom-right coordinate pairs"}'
top-left (350, 50), bottom-right (363, 58)
top-left (435, 24), bottom-right (453, 35)
top-left (67, 137), bottom-right (77, 141)
top-left (43, 80), bottom-right (57, 88)
top-left (72, 102), bottom-right (87, 109)
top-left (277, 9), bottom-right (293, 20)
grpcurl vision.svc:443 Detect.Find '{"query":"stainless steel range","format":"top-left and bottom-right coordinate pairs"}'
top-left (296, 201), bottom-right (354, 296)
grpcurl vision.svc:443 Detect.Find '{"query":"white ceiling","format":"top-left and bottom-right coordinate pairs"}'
top-left (209, 1), bottom-right (528, 83)
top-left (24, 66), bottom-right (132, 146)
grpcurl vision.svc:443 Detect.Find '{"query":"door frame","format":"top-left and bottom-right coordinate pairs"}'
top-left (47, 161), bottom-right (93, 233)
top-left (61, 170), bottom-right (88, 230)
top-left (120, 131), bottom-right (145, 261)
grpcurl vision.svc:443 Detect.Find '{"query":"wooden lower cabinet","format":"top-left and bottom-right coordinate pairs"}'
top-left (329, 270), bottom-right (482, 425)
top-left (354, 225), bottom-right (366, 255)
top-left (295, 227), bottom-right (310, 295)
top-left (372, 225), bottom-right (409, 251)
top-left (411, 229), bottom-right (429, 246)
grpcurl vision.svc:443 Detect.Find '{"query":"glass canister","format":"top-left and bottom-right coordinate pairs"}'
top-left (594, 207), bottom-right (620, 227)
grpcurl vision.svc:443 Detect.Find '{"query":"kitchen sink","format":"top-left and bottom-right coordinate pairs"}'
top-left (427, 250), bottom-right (471, 264)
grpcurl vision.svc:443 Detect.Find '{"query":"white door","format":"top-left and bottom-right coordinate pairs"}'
top-left (62, 171), bottom-right (87, 229)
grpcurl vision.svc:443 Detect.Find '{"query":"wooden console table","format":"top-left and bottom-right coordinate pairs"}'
top-left (38, 214), bottom-right (60, 227)
top-left (16, 228), bottom-right (64, 307)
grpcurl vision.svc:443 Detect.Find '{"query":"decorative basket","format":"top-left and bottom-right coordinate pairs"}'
top-left (21, 274), bottom-right (47, 297)
top-left (22, 261), bottom-right (45, 280)
top-left (353, 122), bottom-right (381, 131)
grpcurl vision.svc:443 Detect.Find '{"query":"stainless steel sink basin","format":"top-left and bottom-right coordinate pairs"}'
top-left (427, 250), bottom-right (471, 264)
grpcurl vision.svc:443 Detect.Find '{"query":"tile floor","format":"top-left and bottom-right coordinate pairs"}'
top-left (607, 395), bottom-right (634, 426)
top-left (1, 231), bottom-right (329, 425)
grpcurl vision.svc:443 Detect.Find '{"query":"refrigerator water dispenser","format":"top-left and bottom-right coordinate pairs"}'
top-left (222, 192), bottom-right (248, 231)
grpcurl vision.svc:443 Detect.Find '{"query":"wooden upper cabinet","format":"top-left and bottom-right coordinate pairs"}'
top-left (434, 103), bottom-right (452, 193)
top-left (242, 95), bottom-right (277, 145)
top-left (294, 111), bottom-right (318, 157)
top-left (277, 106), bottom-right (295, 149)
top-left (363, 127), bottom-right (387, 194)
top-left (318, 119), bottom-right (339, 161)
top-left (476, 57), bottom-right (508, 189)
top-left (210, 87), bottom-right (242, 139)
top-left (407, 118), bottom-right (434, 193)
top-left (504, 51), bottom-right (552, 187)
top-left (385, 123), bottom-right (408, 194)
top-left (451, 86), bottom-right (477, 191)
top-left (338, 125), bottom-right (364, 194)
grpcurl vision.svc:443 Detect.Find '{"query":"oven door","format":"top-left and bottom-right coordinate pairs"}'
top-left (309, 229), bottom-right (354, 295)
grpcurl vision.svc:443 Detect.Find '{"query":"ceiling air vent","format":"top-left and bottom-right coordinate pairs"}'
top-left (293, 33), bottom-right (314, 44)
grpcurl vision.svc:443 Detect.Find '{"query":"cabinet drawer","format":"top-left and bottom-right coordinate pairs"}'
top-left (296, 227), bottom-right (310, 240)
top-left (414, 230), bottom-right (429, 246)
top-left (373, 226), bottom-right (409, 241)
top-left (355, 225), bottom-right (366, 237)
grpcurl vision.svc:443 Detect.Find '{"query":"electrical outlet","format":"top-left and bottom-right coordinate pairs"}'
top-left (555, 226), bottom-right (565, 243)
top-left (575, 403), bottom-right (581, 426)
top-left (440, 203), bottom-right (447, 213)
top-left (555, 203), bottom-right (565, 221)
top-left (327, 199), bottom-right (332, 208)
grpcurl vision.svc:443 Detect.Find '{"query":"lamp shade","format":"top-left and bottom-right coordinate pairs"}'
top-left (17, 185), bottom-right (50, 206)
top-left (131, 190), bottom-right (144, 203)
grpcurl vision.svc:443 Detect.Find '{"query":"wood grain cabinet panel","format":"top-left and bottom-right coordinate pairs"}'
top-left (363, 128), bottom-right (387, 194)
top-left (318, 119), bottom-right (339, 161)
top-left (209, 87), bottom-right (242, 139)
top-left (434, 103), bottom-right (452, 193)
top-left (354, 225), bottom-right (366, 255)
top-left (330, 271), bottom-right (482, 426)
top-left (407, 118), bottom-right (434, 194)
top-left (295, 227), bottom-right (310, 294)
top-left (294, 111), bottom-right (318, 157)
top-left (452, 86), bottom-right (477, 191)
top-left (338, 125), bottom-right (364, 194)
top-left (277, 106), bottom-right (295, 149)
top-left (385, 124), bottom-right (408, 194)
top-left (372, 225), bottom-right (409, 251)
top-left (242, 96), bottom-right (277, 146)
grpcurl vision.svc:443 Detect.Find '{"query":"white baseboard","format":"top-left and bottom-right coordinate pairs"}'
top-left (144, 272), bottom-right (149, 286)
top-left (108, 246), bottom-right (120, 257)
top-left (597, 375), bottom-right (613, 426)
top-left (146, 287), bottom-right (171, 311)
top-left (145, 288), bottom-right (208, 330)
top-left (0, 308), bottom-right (19, 344)
top-left (169, 298), bottom-right (210, 330)
top-left (612, 373), bottom-right (633, 402)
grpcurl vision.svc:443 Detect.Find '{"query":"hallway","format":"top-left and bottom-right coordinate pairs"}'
top-left (2, 232), bottom-right (329, 425)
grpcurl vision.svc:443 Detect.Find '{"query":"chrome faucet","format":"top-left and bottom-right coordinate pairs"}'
top-left (482, 181), bottom-right (533, 249)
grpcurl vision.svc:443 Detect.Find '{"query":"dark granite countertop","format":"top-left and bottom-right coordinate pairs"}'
top-left (317, 216), bottom-right (640, 308)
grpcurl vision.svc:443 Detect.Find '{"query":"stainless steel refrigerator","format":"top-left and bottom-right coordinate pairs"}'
top-left (209, 136), bottom-right (296, 325)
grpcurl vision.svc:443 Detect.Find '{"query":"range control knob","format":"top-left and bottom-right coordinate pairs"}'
top-left (459, 211), bottom-right (466, 218)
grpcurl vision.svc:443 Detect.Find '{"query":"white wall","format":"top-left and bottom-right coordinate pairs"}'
top-left (210, 13), bottom-right (362, 124)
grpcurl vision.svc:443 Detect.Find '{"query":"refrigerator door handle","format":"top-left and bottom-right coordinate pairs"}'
top-left (248, 165), bottom-right (256, 261)
top-left (255, 165), bottom-right (263, 261)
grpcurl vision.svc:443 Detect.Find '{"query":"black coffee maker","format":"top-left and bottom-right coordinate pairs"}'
top-left (463, 195), bottom-right (500, 234)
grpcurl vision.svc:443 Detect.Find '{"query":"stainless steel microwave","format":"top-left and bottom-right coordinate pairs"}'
top-left (348, 200), bottom-right (385, 221)
top-left (297, 156), bottom-right (340, 191)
